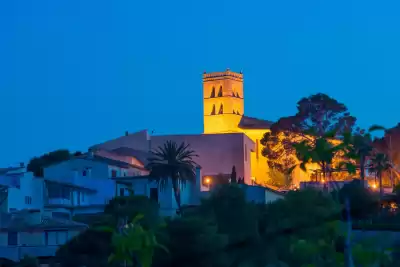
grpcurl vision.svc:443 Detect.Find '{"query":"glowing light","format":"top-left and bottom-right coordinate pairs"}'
top-left (205, 178), bottom-right (211, 184)
top-left (321, 179), bottom-right (325, 183)
top-left (372, 183), bottom-right (377, 189)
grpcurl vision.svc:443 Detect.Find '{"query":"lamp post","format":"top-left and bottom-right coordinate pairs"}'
top-left (205, 177), bottom-right (211, 189)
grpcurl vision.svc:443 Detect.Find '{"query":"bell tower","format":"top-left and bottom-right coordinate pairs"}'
top-left (203, 69), bottom-right (244, 134)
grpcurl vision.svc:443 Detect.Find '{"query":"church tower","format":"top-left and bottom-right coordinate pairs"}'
top-left (203, 69), bottom-right (244, 133)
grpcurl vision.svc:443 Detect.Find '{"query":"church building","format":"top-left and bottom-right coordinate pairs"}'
top-left (91, 69), bottom-right (310, 188)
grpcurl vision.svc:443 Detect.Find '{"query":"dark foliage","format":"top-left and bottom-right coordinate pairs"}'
top-left (55, 229), bottom-right (114, 267)
top-left (261, 93), bottom-right (356, 173)
top-left (338, 180), bottom-right (379, 220)
top-left (230, 165), bottom-right (237, 183)
top-left (27, 149), bottom-right (74, 177)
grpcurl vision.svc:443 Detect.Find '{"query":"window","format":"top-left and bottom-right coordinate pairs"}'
top-left (24, 196), bottom-right (32, 205)
top-left (150, 188), bottom-right (159, 203)
top-left (210, 87), bottom-right (215, 98)
top-left (81, 192), bottom-right (85, 202)
top-left (236, 92), bottom-right (240, 98)
top-left (218, 104), bottom-right (223, 114)
top-left (119, 187), bottom-right (125, 196)
top-left (218, 86), bottom-right (223, 97)
top-left (237, 110), bottom-right (241, 115)
top-left (244, 144), bottom-right (247, 161)
top-left (233, 110), bottom-right (236, 114)
top-left (211, 104), bottom-right (216, 115)
top-left (45, 231), bottom-right (68, 246)
top-left (8, 232), bottom-right (17, 246)
top-left (61, 187), bottom-right (71, 199)
top-left (82, 170), bottom-right (87, 176)
top-left (111, 169), bottom-right (117, 178)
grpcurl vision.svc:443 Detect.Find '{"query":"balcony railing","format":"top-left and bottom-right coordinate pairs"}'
top-left (45, 198), bottom-right (73, 206)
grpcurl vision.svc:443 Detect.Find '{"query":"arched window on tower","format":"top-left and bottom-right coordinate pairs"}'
top-left (218, 86), bottom-right (223, 97)
top-left (233, 110), bottom-right (236, 114)
top-left (219, 104), bottom-right (224, 114)
top-left (236, 92), bottom-right (240, 98)
top-left (210, 87), bottom-right (215, 98)
top-left (237, 110), bottom-right (241, 115)
top-left (211, 104), bottom-right (216, 115)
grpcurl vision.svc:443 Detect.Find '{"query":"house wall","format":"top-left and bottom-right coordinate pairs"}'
top-left (7, 172), bottom-right (40, 212)
top-left (0, 232), bottom-right (8, 246)
top-left (44, 158), bottom-right (109, 183)
top-left (239, 184), bottom-right (284, 204)
top-left (93, 131), bottom-right (253, 188)
top-left (0, 230), bottom-right (84, 261)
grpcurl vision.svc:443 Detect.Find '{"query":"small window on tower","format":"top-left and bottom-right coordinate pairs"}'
top-left (232, 91), bottom-right (235, 97)
top-left (236, 92), bottom-right (240, 98)
top-left (237, 110), bottom-right (241, 115)
top-left (218, 86), bottom-right (223, 97)
top-left (219, 104), bottom-right (224, 114)
top-left (210, 87), bottom-right (215, 98)
top-left (233, 110), bottom-right (236, 114)
top-left (211, 105), bottom-right (216, 115)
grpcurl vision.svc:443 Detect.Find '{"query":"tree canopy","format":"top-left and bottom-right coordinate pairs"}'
top-left (261, 93), bottom-right (356, 175)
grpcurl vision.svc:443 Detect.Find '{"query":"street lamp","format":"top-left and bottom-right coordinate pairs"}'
top-left (204, 177), bottom-right (211, 189)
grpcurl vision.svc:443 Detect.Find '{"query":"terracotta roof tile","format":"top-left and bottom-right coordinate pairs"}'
top-left (238, 115), bottom-right (274, 129)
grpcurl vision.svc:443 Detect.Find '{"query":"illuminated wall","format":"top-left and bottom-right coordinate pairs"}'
top-left (203, 70), bottom-right (244, 134)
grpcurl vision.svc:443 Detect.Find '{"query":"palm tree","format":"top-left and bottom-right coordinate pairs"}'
top-left (147, 140), bottom-right (198, 214)
top-left (342, 125), bottom-right (386, 181)
top-left (291, 134), bottom-right (343, 181)
top-left (369, 152), bottom-right (392, 201)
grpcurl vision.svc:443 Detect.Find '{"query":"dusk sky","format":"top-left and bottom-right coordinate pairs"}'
top-left (1, 0), bottom-right (400, 166)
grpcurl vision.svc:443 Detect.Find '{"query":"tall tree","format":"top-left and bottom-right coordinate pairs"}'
top-left (147, 141), bottom-right (198, 214)
top-left (369, 152), bottom-right (393, 201)
top-left (261, 93), bottom-right (356, 174)
top-left (230, 165), bottom-right (237, 184)
top-left (342, 125), bottom-right (386, 181)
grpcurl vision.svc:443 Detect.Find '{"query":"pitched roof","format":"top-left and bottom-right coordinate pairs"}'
top-left (111, 147), bottom-right (152, 165)
top-left (238, 115), bottom-right (274, 129)
top-left (0, 211), bottom-right (88, 231)
top-left (43, 179), bottom-right (97, 192)
top-left (0, 167), bottom-right (23, 175)
top-left (76, 154), bottom-right (132, 169)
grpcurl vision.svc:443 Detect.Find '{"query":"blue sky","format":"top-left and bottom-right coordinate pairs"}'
top-left (1, 0), bottom-right (400, 166)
